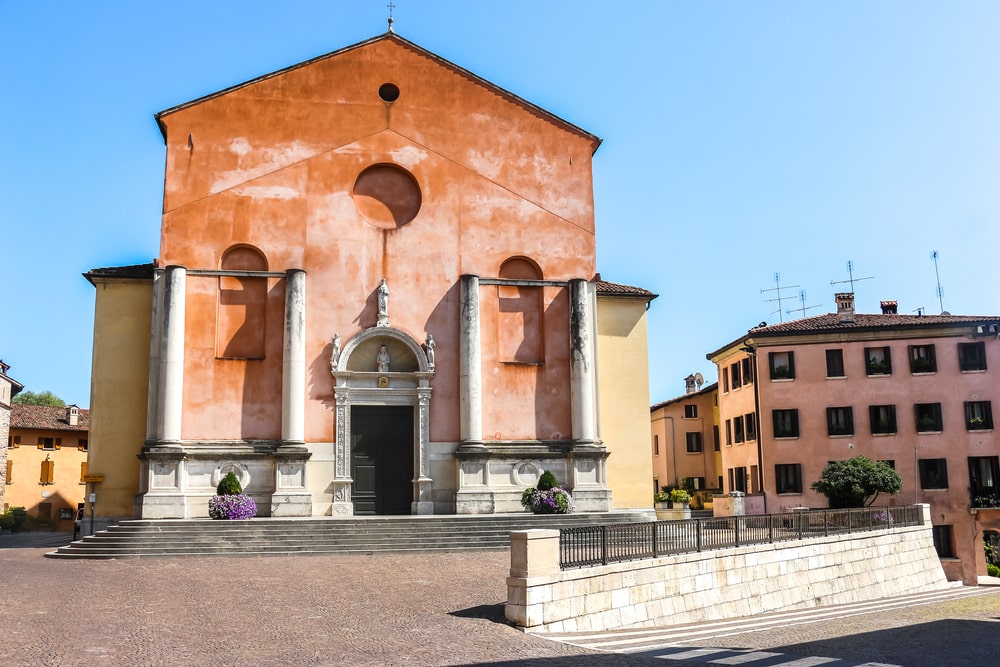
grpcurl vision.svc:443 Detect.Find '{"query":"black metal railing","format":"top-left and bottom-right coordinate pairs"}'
top-left (559, 505), bottom-right (922, 570)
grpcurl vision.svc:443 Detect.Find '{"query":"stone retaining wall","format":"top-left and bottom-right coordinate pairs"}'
top-left (506, 503), bottom-right (950, 632)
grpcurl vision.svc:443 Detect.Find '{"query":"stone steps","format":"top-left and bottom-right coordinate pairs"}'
top-left (47, 512), bottom-right (652, 559)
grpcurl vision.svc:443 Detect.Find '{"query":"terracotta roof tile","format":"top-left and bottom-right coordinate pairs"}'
top-left (84, 262), bottom-right (156, 281)
top-left (594, 280), bottom-right (658, 299)
top-left (753, 313), bottom-right (1000, 335)
top-left (11, 405), bottom-right (90, 432)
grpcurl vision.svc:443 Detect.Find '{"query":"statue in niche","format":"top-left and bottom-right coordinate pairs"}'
top-left (376, 278), bottom-right (390, 327)
top-left (424, 333), bottom-right (436, 370)
top-left (330, 334), bottom-right (341, 372)
top-left (376, 344), bottom-right (390, 373)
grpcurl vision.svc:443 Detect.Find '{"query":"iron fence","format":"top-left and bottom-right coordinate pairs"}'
top-left (559, 505), bottom-right (922, 570)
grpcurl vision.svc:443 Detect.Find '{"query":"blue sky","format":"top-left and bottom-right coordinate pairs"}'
top-left (2, 1), bottom-right (998, 407)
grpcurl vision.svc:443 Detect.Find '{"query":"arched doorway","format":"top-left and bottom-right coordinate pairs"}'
top-left (330, 327), bottom-right (434, 515)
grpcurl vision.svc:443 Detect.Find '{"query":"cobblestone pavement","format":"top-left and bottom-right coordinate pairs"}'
top-left (2, 537), bottom-right (998, 667)
top-left (0, 543), bottom-right (679, 667)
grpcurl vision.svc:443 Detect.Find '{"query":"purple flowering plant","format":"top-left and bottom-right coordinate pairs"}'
top-left (208, 494), bottom-right (257, 520)
top-left (208, 471), bottom-right (257, 520)
top-left (520, 470), bottom-right (574, 515)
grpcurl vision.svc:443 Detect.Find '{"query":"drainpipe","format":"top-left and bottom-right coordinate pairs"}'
top-left (742, 343), bottom-right (766, 513)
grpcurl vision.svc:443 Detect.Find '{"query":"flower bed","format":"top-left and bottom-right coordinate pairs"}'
top-left (208, 493), bottom-right (257, 520)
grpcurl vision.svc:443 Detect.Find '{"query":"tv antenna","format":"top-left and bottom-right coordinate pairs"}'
top-left (761, 272), bottom-right (798, 323)
top-left (785, 289), bottom-right (821, 320)
top-left (830, 260), bottom-right (874, 294)
top-left (931, 251), bottom-right (945, 313)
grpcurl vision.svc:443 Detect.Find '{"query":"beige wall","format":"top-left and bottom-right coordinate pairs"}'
top-left (88, 278), bottom-right (152, 518)
top-left (597, 296), bottom-right (653, 509)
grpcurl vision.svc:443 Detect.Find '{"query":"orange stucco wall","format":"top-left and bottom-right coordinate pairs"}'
top-left (650, 386), bottom-right (720, 496)
top-left (5, 432), bottom-right (87, 526)
top-left (156, 36), bottom-right (598, 447)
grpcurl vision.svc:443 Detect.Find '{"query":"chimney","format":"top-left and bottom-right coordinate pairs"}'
top-left (836, 293), bottom-right (856, 324)
top-left (684, 374), bottom-right (697, 395)
top-left (880, 300), bottom-right (898, 315)
top-left (66, 404), bottom-right (79, 427)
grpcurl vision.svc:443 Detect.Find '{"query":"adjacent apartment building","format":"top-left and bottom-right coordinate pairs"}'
top-left (1, 360), bottom-right (24, 509)
top-left (650, 378), bottom-right (720, 497)
top-left (6, 404), bottom-right (89, 529)
top-left (708, 293), bottom-right (1000, 584)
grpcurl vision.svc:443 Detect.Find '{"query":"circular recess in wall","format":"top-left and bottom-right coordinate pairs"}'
top-left (512, 461), bottom-right (541, 487)
top-left (378, 83), bottom-right (400, 102)
top-left (352, 163), bottom-right (421, 229)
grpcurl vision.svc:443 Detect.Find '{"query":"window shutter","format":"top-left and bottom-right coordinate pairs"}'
top-left (12, 435), bottom-right (19, 448)
top-left (55, 437), bottom-right (62, 450)
top-left (5, 460), bottom-right (12, 484)
top-left (38, 436), bottom-right (44, 449)
top-left (80, 462), bottom-right (88, 484)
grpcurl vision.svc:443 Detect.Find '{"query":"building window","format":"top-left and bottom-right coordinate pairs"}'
top-left (869, 405), bottom-right (897, 435)
top-left (826, 349), bottom-right (845, 378)
top-left (653, 435), bottom-right (659, 456)
top-left (932, 525), bottom-right (954, 558)
top-left (733, 415), bottom-right (745, 443)
top-left (773, 409), bottom-right (799, 438)
top-left (968, 456), bottom-right (999, 503)
top-left (713, 425), bottom-right (720, 452)
top-left (958, 342), bottom-right (987, 372)
top-left (723, 367), bottom-right (730, 393)
top-left (732, 467), bottom-right (748, 493)
top-left (741, 357), bottom-right (753, 385)
top-left (745, 412), bottom-right (756, 441)
top-left (38, 437), bottom-right (56, 451)
top-left (40, 458), bottom-right (54, 485)
top-left (919, 458), bottom-right (949, 489)
top-left (827, 406), bottom-right (854, 436)
top-left (78, 439), bottom-right (89, 451)
top-left (686, 476), bottom-right (707, 490)
top-left (878, 459), bottom-right (896, 469)
top-left (684, 404), bottom-right (698, 419)
top-left (686, 432), bottom-right (703, 453)
top-left (10, 435), bottom-right (20, 448)
top-left (865, 346), bottom-right (892, 375)
top-left (769, 351), bottom-right (795, 380)
top-left (965, 401), bottom-right (994, 431)
top-left (908, 344), bottom-right (936, 374)
top-left (775, 464), bottom-right (802, 494)
top-left (915, 403), bottom-right (943, 433)
top-left (731, 362), bottom-right (742, 389)
top-left (725, 419), bottom-right (732, 446)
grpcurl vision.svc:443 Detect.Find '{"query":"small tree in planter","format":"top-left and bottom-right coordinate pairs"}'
top-left (521, 470), bottom-right (574, 514)
top-left (208, 472), bottom-right (257, 520)
top-left (668, 488), bottom-right (691, 508)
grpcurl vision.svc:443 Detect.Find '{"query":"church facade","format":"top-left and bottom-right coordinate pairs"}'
top-left (85, 32), bottom-right (655, 521)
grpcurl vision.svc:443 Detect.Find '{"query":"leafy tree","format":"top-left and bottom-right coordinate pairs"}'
top-left (12, 390), bottom-right (66, 407)
top-left (811, 456), bottom-right (902, 508)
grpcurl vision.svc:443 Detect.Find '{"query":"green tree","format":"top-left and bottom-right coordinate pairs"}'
top-left (12, 390), bottom-right (66, 407)
top-left (811, 456), bottom-right (902, 508)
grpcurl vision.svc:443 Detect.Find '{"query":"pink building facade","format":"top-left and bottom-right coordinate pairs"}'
top-left (709, 294), bottom-right (1000, 584)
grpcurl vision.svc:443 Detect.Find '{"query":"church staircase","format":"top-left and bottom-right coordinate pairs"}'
top-left (45, 512), bottom-right (651, 559)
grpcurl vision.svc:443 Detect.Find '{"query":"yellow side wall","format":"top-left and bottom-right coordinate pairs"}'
top-left (597, 297), bottom-right (653, 509)
top-left (5, 432), bottom-right (88, 527)
top-left (88, 279), bottom-right (152, 518)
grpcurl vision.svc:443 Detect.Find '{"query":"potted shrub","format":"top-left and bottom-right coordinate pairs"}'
top-left (208, 472), bottom-right (257, 520)
top-left (520, 470), bottom-right (574, 514)
top-left (669, 488), bottom-right (691, 508)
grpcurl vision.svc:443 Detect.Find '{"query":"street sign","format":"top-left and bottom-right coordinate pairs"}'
top-left (83, 473), bottom-right (105, 483)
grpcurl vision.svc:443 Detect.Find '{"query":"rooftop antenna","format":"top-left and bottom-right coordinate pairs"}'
top-left (785, 289), bottom-right (821, 320)
top-left (931, 251), bottom-right (945, 313)
top-left (830, 260), bottom-right (874, 294)
top-left (761, 272), bottom-right (798, 323)
top-left (387, 1), bottom-right (395, 32)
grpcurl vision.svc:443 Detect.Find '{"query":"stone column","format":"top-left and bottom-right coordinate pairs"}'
top-left (157, 265), bottom-right (186, 444)
top-left (569, 279), bottom-right (597, 445)
top-left (281, 269), bottom-right (306, 444)
top-left (272, 269), bottom-right (312, 517)
top-left (459, 274), bottom-right (483, 447)
top-left (144, 268), bottom-right (164, 442)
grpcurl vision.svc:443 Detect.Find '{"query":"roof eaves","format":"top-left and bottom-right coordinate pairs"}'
top-left (153, 32), bottom-right (602, 152)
